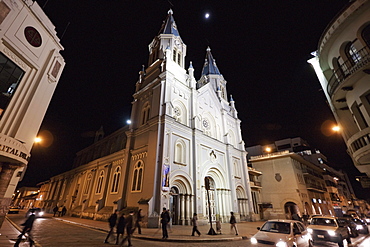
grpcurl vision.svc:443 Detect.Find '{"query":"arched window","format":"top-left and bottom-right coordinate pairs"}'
top-left (132, 161), bottom-right (144, 192)
top-left (96, 171), bottom-right (104, 194)
top-left (332, 57), bottom-right (345, 81)
top-left (111, 166), bottom-right (121, 193)
top-left (83, 173), bottom-right (92, 194)
top-left (345, 42), bottom-right (361, 66)
top-left (361, 24), bottom-right (370, 46)
top-left (174, 141), bottom-right (186, 164)
top-left (141, 102), bottom-right (150, 125)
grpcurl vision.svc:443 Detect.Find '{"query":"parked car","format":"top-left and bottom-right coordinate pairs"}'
top-left (251, 219), bottom-right (309, 246)
top-left (26, 207), bottom-right (44, 218)
top-left (352, 218), bottom-right (369, 234)
top-left (307, 216), bottom-right (351, 247)
top-left (7, 206), bottom-right (19, 214)
top-left (337, 217), bottom-right (359, 238)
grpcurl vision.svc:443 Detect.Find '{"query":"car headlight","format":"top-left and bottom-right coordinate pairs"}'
top-left (307, 228), bottom-right (313, 234)
top-left (39, 212), bottom-right (44, 216)
top-left (276, 241), bottom-right (288, 247)
top-left (356, 225), bottom-right (363, 230)
top-left (251, 237), bottom-right (257, 244)
top-left (327, 230), bottom-right (336, 236)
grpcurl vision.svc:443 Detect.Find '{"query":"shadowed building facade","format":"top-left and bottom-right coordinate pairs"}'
top-left (308, 0), bottom-right (370, 177)
top-left (0, 0), bottom-right (65, 228)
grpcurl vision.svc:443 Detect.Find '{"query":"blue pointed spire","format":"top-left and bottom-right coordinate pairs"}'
top-left (201, 47), bottom-right (221, 75)
top-left (158, 9), bottom-right (180, 36)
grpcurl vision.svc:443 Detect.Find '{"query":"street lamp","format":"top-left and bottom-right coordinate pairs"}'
top-left (332, 126), bottom-right (340, 132)
top-left (34, 137), bottom-right (41, 143)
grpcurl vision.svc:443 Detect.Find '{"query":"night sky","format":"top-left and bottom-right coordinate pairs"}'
top-left (20, 1), bottom-right (367, 198)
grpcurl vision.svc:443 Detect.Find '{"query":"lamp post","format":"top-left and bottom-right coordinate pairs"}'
top-left (205, 177), bottom-right (217, 235)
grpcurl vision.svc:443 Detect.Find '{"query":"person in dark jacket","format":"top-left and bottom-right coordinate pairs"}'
top-left (135, 209), bottom-right (143, 234)
top-left (230, 212), bottom-right (238, 235)
top-left (120, 211), bottom-right (135, 247)
top-left (160, 207), bottom-right (170, 239)
top-left (61, 206), bottom-right (67, 216)
top-left (116, 213), bottom-right (126, 245)
top-left (104, 210), bottom-right (118, 244)
top-left (53, 206), bottom-right (58, 217)
top-left (14, 213), bottom-right (36, 246)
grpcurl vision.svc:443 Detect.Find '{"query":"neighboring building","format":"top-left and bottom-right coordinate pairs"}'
top-left (12, 186), bottom-right (39, 209)
top-left (0, 0), bottom-right (65, 227)
top-left (247, 138), bottom-right (355, 220)
top-left (308, 0), bottom-right (370, 176)
top-left (43, 10), bottom-right (256, 226)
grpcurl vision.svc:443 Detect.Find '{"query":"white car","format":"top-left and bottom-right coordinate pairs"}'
top-left (251, 219), bottom-right (309, 247)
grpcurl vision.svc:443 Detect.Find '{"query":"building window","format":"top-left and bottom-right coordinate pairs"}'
top-left (234, 161), bottom-right (241, 178)
top-left (83, 174), bottom-right (92, 194)
top-left (351, 101), bottom-right (368, 130)
top-left (141, 102), bottom-right (150, 125)
top-left (177, 52), bottom-right (181, 65)
top-left (174, 141), bottom-right (186, 164)
top-left (111, 166), bottom-right (121, 193)
top-left (173, 49), bottom-right (176, 62)
top-left (0, 52), bottom-right (25, 117)
top-left (361, 24), bottom-right (370, 46)
top-left (96, 171), bottom-right (104, 194)
top-left (345, 43), bottom-right (361, 66)
top-left (131, 161), bottom-right (144, 192)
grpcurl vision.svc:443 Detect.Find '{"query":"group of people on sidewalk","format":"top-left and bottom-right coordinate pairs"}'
top-left (52, 205), bottom-right (67, 217)
top-left (104, 209), bottom-right (143, 246)
top-left (104, 208), bottom-right (239, 246)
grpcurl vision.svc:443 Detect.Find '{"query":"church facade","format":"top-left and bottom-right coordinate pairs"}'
top-left (40, 10), bottom-right (256, 226)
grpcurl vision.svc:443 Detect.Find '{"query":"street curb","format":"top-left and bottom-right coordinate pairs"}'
top-left (51, 217), bottom-right (249, 242)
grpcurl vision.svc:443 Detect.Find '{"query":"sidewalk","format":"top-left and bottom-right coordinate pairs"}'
top-left (51, 214), bottom-right (263, 242)
top-left (0, 213), bottom-right (264, 246)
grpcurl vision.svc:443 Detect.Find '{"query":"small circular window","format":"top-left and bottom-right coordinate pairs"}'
top-left (24, 26), bottom-right (42, 47)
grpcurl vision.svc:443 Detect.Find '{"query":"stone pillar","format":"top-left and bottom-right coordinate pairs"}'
top-left (180, 194), bottom-right (185, 225)
top-left (185, 194), bottom-right (190, 225)
top-left (0, 163), bottom-right (18, 228)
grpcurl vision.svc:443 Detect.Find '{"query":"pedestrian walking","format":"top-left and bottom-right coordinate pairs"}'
top-left (116, 213), bottom-right (126, 245)
top-left (57, 205), bottom-right (63, 217)
top-left (191, 213), bottom-right (201, 236)
top-left (135, 209), bottom-right (143, 234)
top-left (230, 212), bottom-right (238, 235)
top-left (61, 206), bottom-right (67, 216)
top-left (216, 220), bottom-right (222, 234)
top-left (160, 207), bottom-right (170, 239)
top-left (14, 212), bottom-right (36, 246)
top-left (104, 209), bottom-right (118, 244)
top-left (53, 205), bottom-right (58, 217)
top-left (120, 211), bottom-right (135, 247)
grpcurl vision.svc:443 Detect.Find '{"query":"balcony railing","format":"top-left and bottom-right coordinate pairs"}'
top-left (327, 45), bottom-right (370, 97)
top-left (306, 182), bottom-right (327, 192)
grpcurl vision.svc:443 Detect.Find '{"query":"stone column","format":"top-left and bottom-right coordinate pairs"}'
top-left (180, 194), bottom-right (185, 225)
top-left (0, 163), bottom-right (18, 228)
top-left (185, 194), bottom-right (190, 225)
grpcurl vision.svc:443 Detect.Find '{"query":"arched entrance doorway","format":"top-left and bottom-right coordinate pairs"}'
top-left (169, 187), bottom-right (179, 225)
top-left (284, 202), bottom-right (300, 219)
top-left (169, 177), bottom-right (193, 225)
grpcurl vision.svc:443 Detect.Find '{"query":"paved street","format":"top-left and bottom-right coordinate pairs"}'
top-left (2, 212), bottom-right (370, 247)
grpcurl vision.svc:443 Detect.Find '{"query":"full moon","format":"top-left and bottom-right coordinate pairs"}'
top-left (205, 13), bottom-right (210, 19)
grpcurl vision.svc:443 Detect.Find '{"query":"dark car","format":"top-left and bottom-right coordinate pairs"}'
top-left (352, 218), bottom-right (369, 234)
top-left (26, 208), bottom-right (44, 218)
top-left (8, 206), bottom-right (20, 214)
top-left (337, 217), bottom-right (359, 238)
